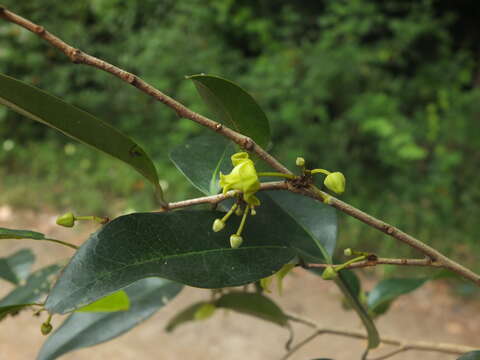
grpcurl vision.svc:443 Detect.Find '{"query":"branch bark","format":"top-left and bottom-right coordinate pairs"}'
top-left (1, 6), bottom-right (479, 286)
top-left (283, 314), bottom-right (476, 360)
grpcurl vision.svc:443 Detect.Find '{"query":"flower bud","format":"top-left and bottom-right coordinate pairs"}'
top-left (235, 207), bottom-right (243, 216)
top-left (212, 219), bottom-right (225, 232)
top-left (56, 212), bottom-right (75, 227)
top-left (295, 157), bottom-right (305, 167)
top-left (321, 266), bottom-right (338, 280)
top-left (250, 207), bottom-right (256, 216)
top-left (41, 322), bottom-right (52, 335)
top-left (194, 303), bottom-right (216, 320)
top-left (344, 248), bottom-right (353, 257)
top-left (324, 172), bottom-right (346, 195)
top-left (230, 234), bottom-right (243, 249)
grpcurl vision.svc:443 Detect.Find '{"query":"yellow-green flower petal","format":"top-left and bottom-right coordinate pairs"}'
top-left (219, 152), bottom-right (261, 206)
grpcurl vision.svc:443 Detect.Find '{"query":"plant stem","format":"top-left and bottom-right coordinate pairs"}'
top-left (44, 238), bottom-right (78, 250)
top-left (257, 172), bottom-right (296, 179)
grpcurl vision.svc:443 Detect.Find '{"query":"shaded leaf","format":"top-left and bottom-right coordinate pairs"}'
top-left (0, 73), bottom-right (165, 204)
top-left (0, 227), bottom-right (47, 240)
top-left (367, 278), bottom-right (427, 316)
top-left (458, 351), bottom-right (480, 360)
top-left (38, 278), bottom-right (182, 360)
top-left (263, 191), bottom-right (336, 262)
top-left (76, 290), bottom-right (130, 312)
top-left (169, 134), bottom-right (236, 195)
top-left (0, 264), bottom-right (61, 306)
top-left (165, 302), bottom-right (210, 332)
top-left (189, 74), bottom-right (271, 149)
top-left (5, 249), bottom-right (35, 283)
top-left (335, 272), bottom-right (380, 349)
top-left (215, 292), bottom-right (288, 327)
top-left (0, 303), bottom-right (35, 321)
top-left (45, 211), bottom-right (296, 314)
top-left (0, 259), bottom-right (19, 285)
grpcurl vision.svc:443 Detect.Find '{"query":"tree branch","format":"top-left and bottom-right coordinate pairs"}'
top-left (283, 314), bottom-right (476, 360)
top-left (2, 6), bottom-right (479, 286)
top-left (306, 257), bottom-right (442, 270)
top-left (160, 181), bottom-right (287, 211)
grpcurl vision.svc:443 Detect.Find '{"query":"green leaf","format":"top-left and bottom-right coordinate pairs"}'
top-left (76, 290), bottom-right (130, 312)
top-left (38, 278), bottom-right (182, 360)
top-left (458, 351), bottom-right (480, 360)
top-left (335, 272), bottom-right (380, 349)
top-left (367, 278), bottom-right (427, 316)
top-left (0, 73), bottom-right (165, 205)
top-left (0, 303), bottom-right (35, 321)
top-left (215, 292), bottom-right (288, 327)
top-left (0, 264), bottom-right (61, 306)
top-left (188, 74), bottom-right (271, 149)
top-left (0, 258), bottom-right (19, 285)
top-left (0, 227), bottom-right (46, 240)
top-left (169, 134), bottom-right (236, 195)
top-left (45, 211), bottom-right (296, 314)
top-left (262, 191), bottom-right (337, 262)
top-left (5, 249), bottom-right (35, 283)
top-left (165, 301), bottom-right (211, 332)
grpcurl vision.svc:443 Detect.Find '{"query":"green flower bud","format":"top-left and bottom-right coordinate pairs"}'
top-left (56, 212), bottom-right (75, 227)
top-left (322, 266), bottom-right (338, 280)
top-left (324, 172), bottom-right (346, 195)
top-left (295, 157), bottom-right (305, 167)
top-left (250, 207), bottom-right (256, 216)
top-left (212, 219), bottom-right (225, 232)
top-left (344, 248), bottom-right (353, 257)
top-left (235, 206), bottom-right (243, 216)
top-left (230, 234), bottom-right (243, 249)
top-left (41, 322), bottom-right (52, 335)
top-left (194, 303), bottom-right (216, 320)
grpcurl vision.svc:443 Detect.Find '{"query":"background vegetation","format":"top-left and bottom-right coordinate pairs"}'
top-left (1, 0), bottom-right (479, 271)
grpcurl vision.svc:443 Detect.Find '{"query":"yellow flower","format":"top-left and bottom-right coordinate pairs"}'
top-left (219, 152), bottom-right (260, 206)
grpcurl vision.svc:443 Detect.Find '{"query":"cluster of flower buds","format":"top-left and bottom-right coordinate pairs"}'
top-left (212, 152), bottom-right (261, 248)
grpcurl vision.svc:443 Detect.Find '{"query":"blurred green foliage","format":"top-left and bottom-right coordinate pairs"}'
top-left (1, 0), bottom-right (479, 264)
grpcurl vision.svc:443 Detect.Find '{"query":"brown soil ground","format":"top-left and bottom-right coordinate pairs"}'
top-left (0, 206), bottom-right (478, 360)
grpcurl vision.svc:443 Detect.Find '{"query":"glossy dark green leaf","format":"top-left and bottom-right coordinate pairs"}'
top-left (165, 301), bottom-right (210, 332)
top-left (45, 211), bottom-right (296, 314)
top-left (5, 249), bottom-right (35, 283)
top-left (367, 278), bottom-right (427, 316)
top-left (0, 264), bottom-right (61, 306)
top-left (335, 272), bottom-right (380, 349)
top-left (215, 292), bottom-right (288, 327)
top-left (0, 73), bottom-right (165, 205)
top-left (458, 351), bottom-right (480, 360)
top-left (169, 134), bottom-right (236, 195)
top-left (0, 303), bottom-right (34, 321)
top-left (38, 278), bottom-right (183, 360)
top-left (76, 290), bottom-right (130, 312)
top-left (188, 74), bottom-right (271, 149)
top-left (262, 191), bottom-right (337, 262)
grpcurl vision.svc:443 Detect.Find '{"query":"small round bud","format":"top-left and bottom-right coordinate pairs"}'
top-left (230, 234), bottom-right (243, 249)
top-left (250, 207), bottom-right (256, 216)
top-left (56, 212), bottom-right (75, 227)
top-left (322, 266), bottom-right (338, 280)
top-left (235, 207), bottom-right (243, 216)
top-left (194, 303), bottom-right (216, 320)
top-left (324, 172), bottom-right (346, 195)
top-left (41, 322), bottom-right (52, 335)
top-left (212, 219), bottom-right (225, 232)
top-left (344, 248), bottom-right (353, 257)
top-left (295, 157), bottom-right (305, 167)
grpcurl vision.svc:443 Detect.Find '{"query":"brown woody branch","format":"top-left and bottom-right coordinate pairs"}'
top-left (1, 7), bottom-right (479, 286)
top-left (283, 313), bottom-right (476, 360)
top-left (306, 257), bottom-right (441, 270)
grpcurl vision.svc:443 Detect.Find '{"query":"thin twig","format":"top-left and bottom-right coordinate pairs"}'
top-left (2, 7), bottom-right (479, 287)
top-left (282, 318), bottom-right (476, 360)
top-left (306, 257), bottom-right (441, 270)
top-left (160, 181), bottom-right (287, 211)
